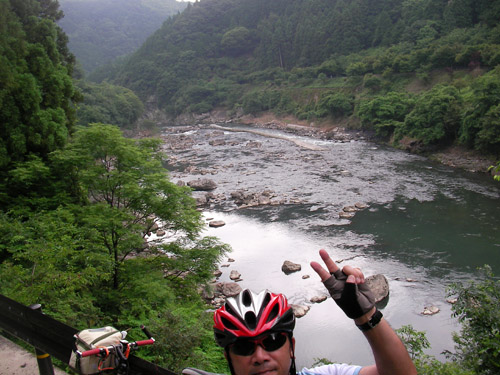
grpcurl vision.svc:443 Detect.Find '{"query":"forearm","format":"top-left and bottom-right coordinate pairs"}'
top-left (356, 312), bottom-right (416, 375)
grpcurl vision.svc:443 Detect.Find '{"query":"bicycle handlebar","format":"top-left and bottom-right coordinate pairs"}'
top-left (76, 327), bottom-right (155, 359)
top-left (77, 338), bottom-right (155, 358)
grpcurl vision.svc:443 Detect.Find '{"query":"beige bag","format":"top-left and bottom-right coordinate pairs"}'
top-left (69, 326), bottom-right (123, 374)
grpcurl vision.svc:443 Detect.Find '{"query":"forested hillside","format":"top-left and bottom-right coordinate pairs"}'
top-left (105, 0), bottom-right (500, 163)
top-left (57, 0), bottom-right (187, 73)
top-left (0, 0), bottom-right (229, 372)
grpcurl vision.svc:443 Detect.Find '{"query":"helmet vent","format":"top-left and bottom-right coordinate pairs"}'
top-left (262, 293), bottom-right (271, 310)
top-left (245, 311), bottom-right (257, 330)
top-left (242, 290), bottom-right (252, 306)
top-left (221, 316), bottom-right (238, 330)
top-left (267, 303), bottom-right (279, 323)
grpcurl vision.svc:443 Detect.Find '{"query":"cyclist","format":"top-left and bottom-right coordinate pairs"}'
top-left (212, 249), bottom-right (417, 375)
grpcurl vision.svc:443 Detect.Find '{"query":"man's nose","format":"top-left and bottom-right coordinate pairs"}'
top-left (251, 343), bottom-right (271, 364)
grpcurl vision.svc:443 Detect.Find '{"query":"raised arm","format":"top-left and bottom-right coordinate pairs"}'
top-left (310, 249), bottom-right (417, 375)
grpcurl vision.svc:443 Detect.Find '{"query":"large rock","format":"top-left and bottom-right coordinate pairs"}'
top-left (365, 274), bottom-right (389, 303)
top-left (282, 260), bottom-right (301, 274)
top-left (187, 178), bottom-right (217, 191)
top-left (217, 282), bottom-right (242, 297)
top-left (422, 305), bottom-right (440, 315)
top-left (310, 295), bottom-right (328, 303)
top-left (290, 304), bottom-right (310, 318)
top-left (209, 220), bottom-right (226, 228)
top-left (230, 190), bottom-right (275, 207)
top-left (230, 270), bottom-right (241, 280)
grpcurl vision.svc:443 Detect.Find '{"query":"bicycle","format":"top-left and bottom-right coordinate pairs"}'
top-left (72, 325), bottom-right (155, 374)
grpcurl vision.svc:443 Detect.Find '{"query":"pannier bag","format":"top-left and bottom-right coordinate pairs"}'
top-left (69, 326), bottom-right (125, 374)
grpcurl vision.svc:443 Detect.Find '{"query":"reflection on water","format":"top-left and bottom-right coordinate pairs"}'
top-left (163, 124), bottom-right (499, 368)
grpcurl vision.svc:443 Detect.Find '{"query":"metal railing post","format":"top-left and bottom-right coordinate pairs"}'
top-left (29, 304), bottom-right (55, 375)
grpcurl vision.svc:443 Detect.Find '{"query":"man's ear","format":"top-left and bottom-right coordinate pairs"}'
top-left (290, 337), bottom-right (296, 357)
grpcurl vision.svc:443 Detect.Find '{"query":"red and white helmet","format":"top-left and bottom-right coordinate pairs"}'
top-left (213, 289), bottom-right (296, 348)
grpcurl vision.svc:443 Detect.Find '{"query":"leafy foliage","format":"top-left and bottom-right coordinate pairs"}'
top-left (0, 0), bottom-right (78, 210)
top-left (75, 80), bottom-right (144, 128)
top-left (0, 124), bottom-right (230, 370)
top-left (0, 1), bottom-right (231, 371)
top-left (395, 85), bottom-right (463, 146)
top-left (396, 325), bottom-right (474, 375)
top-left (51, 124), bottom-right (205, 288)
top-left (395, 266), bottom-right (500, 375)
top-left (357, 92), bottom-right (414, 137)
top-left (447, 266), bottom-right (500, 375)
top-left (459, 67), bottom-right (500, 154)
top-left (0, 208), bottom-right (111, 325)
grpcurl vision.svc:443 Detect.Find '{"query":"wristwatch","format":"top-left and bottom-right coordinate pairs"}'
top-left (356, 309), bottom-right (383, 332)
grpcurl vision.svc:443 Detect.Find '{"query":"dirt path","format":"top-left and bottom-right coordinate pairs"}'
top-left (0, 335), bottom-right (68, 374)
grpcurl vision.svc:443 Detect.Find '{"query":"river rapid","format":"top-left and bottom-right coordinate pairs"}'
top-left (161, 123), bottom-right (500, 369)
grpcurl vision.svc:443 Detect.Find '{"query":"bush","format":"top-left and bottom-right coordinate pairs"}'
top-left (317, 92), bottom-right (354, 117)
top-left (395, 85), bottom-right (462, 146)
top-left (356, 92), bottom-right (414, 137)
top-left (396, 325), bottom-right (474, 375)
top-left (460, 68), bottom-right (500, 154)
top-left (447, 266), bottom-right (500, 375)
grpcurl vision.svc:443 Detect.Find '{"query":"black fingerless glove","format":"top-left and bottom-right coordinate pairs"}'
top-left (323, 269), bottom-right (375, 319)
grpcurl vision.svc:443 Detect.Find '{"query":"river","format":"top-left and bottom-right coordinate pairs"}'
top-left (162, 123), bottom-right (500, 369)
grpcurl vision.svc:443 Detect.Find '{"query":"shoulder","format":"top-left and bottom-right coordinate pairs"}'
top-left (298, 364), bottom-right (362, 375)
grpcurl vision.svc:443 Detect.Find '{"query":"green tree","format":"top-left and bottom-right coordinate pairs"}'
top-left (220, 26), bottom-right (256, 56)
top-left (357, 92), bottom-right (414, 137)
top-left (52, 124), bottom-right (207, 290)
top-left (317, 92), bottom-right (354, 117)
top-left (0, 0), bottom-right (78, 210)
top-left (447, 266), bottom-right (500, 375)
top-left (396, 325), bottom-right (474, 375)
top-left (0, 208), bottom-right (111, 325)
top-left (396, 85), bottom-right (462, 146)
top-left (75, 81), bottom-right (144, 128)
top-left (460, 68), bottom-right (500, 154)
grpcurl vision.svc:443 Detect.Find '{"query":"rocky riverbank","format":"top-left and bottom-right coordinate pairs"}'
top-left (163, 109), bottom-right (498, 178)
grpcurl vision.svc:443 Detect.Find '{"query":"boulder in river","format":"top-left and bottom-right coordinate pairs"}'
top-left (217, 282), bottom-right (242, 297)
top-left (365, 274), bottom-right (390, 303)
top-left (422, 305), bottom-right (440, 315)
top-left (187, 178), bottom-right (217, 191)
top-left (339, 211), bottom-right (355, 219)
top-left (230, 270), bottom-right (241, 280)
top-left (290, 304), bottom-right (310, 318)
top-left (209, 220), bottom-right (226, 228)
top-left (355, 202), bottom-right (369, 209)
top-left (282, 260), bottom-right (301, 274)
top-left (310, 295), bottom-right (328, 303)
top-left (343, 205), bottom-right (357, 212)
top-left (213, 269), bottom-right (222, 278)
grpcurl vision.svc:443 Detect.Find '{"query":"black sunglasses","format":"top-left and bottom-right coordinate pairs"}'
top-left (229, 332), bottom-right (288, 356)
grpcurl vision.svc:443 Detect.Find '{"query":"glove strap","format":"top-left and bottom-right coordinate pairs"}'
top-left (356, 309), bottom-right (383, 332)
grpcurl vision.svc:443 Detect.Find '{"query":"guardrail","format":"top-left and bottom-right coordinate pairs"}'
top-left (0, 293), bottom-right (176, 375)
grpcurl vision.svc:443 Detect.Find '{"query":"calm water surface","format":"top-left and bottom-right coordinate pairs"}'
top-left (163, 124), bottom-right (500, 368)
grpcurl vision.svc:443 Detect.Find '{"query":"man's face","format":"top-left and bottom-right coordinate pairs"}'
top-left (226, 334), bottom-right (295, 375)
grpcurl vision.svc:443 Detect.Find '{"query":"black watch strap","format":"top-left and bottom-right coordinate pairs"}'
top-left (356, 309), bottom-right (383, 332)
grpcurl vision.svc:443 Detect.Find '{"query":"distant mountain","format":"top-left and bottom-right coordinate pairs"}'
top-left (58, 0), bottom-right (188, 73)
top-left (103, 0), bottom-right (500, 157)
